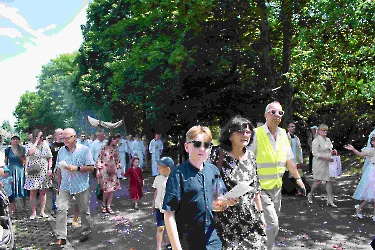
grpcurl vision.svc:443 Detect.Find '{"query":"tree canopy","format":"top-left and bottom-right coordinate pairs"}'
top-left (13, 0), bottom-right (375, 146)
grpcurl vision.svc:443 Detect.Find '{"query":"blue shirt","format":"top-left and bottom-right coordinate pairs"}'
top-left (90, 139), bottom-right (106, 162)
top-left (163, 161), bottom-right (222, 250)
top-left (0, 166), bottom-right (13, 197)
top-left (56, 144), bottom-right (95, 194)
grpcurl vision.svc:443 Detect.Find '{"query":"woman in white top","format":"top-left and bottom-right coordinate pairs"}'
top-left (307, 124), bottom-right (338, 207)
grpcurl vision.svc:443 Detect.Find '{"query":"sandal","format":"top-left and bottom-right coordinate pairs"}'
top-left (101, 204), bottom-right (107, 213)
top-left (106, 207), bottom-right (114, 214)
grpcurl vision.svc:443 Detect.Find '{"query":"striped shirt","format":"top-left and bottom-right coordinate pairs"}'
top-left (56, 143), bottom-right (95, 194)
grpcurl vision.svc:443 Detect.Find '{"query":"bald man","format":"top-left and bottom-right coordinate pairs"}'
top-left (53, 128), bottom-right (95, 246)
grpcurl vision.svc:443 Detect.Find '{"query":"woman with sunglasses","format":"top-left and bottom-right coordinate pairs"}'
top-left (307, 124), bottom-right (338, 207)
top-left (209, 115), bottom-right (267, 249)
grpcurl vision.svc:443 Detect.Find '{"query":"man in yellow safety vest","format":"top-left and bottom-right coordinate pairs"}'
top-left (250, 101), bottom-right (306, 250)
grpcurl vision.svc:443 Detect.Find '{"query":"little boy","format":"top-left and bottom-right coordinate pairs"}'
top-left (162, 126), bottom-right (223, 250)
top-left (152, 156), bottom-right (174, 250)
top-left (0, 166), bottom-right (13, 214)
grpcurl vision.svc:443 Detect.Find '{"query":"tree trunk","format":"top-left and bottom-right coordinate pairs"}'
top-left (281, 0), bottom-right (294, 126)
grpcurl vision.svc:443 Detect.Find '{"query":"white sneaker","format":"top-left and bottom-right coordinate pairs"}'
top-left (355, 205), bottom-right (363, 219)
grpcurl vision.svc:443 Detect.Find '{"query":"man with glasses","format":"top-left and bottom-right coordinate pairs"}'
top-left (53, 128), bottom-right (95, 246)
top-left (250, 102), bottom-right (306, 250)
top-left (163, 126), bottom-right (223, 250)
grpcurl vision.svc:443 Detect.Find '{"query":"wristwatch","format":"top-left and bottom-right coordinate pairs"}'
top-left (77, 166), bottom-right (81, 172)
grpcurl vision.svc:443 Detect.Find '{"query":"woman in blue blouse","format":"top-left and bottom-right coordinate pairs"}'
top-left (4, 133), bottom-right (28, 214)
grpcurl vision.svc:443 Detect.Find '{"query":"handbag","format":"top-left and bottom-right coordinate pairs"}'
top-left (26, 163), bottom-right (41, 175)
top-left (329, 155), bottom-right (342, 177)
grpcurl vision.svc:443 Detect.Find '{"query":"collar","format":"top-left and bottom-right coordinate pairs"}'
top-left (65, 143), bottom-right (78, 152)
top-left (263, 124), bottom-right (281, 135)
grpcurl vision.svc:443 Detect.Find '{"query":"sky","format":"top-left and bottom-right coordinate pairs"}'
top-left (0, 0), bottom-right (92, 126)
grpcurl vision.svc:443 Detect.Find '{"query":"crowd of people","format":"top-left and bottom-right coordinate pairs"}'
top-left (0, 101), bottom-right (375, 249)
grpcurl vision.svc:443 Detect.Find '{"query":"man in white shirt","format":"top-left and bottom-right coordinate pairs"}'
top-left (149, 133), bottom-right (164, 176)
top-left (117, 133), bottom-right (127, 179)
top-left (90, 129), bottom-right (106, 162)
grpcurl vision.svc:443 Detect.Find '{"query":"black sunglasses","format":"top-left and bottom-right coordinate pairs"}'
top-left (266, 109), bottom-right (285, 116)
top-left (187, 140), bottom-right (212, 149)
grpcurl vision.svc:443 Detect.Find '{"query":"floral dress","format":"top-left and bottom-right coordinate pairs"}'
top-left (97, 145), bottom-right (122, 193)
top-left (209, 148), bottom-right (267, 250)
top-left (24, 143), bottom-right (52, 190)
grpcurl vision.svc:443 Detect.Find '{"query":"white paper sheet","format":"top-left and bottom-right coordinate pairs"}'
top-left (58, 160), bottom-right (68, 169)
top-left (222, 183), bottom-right (254, 199)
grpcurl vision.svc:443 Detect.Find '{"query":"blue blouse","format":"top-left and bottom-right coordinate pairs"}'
top-left (163, 161), bottom-right (222, 250)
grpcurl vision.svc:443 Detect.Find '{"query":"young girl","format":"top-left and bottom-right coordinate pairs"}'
top-left (344, 135), bottom-right (375, 221)
top-left (124, 157), bottom-right (144, 208)
top-left (0, 166), bottom-right (13, 215)
top-left (152, 157), bottom-right (174, 250)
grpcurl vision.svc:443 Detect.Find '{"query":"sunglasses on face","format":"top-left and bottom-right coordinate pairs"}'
top-left (187, 140), bottom-right (212, 149)
top-left (62, 135), bottom-right (75, 140)
top-left (320, 129), bottom-right (328, 132)
top-left (266, 109), bottom-right (285, 116)
top-left (237, 129), bottom-right (252, 135)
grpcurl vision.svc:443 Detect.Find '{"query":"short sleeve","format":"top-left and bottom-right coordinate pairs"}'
top-left (162, 169), bottom-right (182, 212)
top-left (152, 176), bottom-right (158, 189)
top-left (85, 148), bottom-right (95, 166)
top-left (362, 147), bottom-right (375, 157)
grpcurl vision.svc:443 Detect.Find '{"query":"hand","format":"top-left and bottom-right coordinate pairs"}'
top-left (344, 144), bottom-right (354, 151)
top-left (121, 172), bottom-right (126, 177)
top-left (226, 198), bottom-right (239, 206)
top-left (296, 179), bottom-right (307, 196)
top-left (328, 157), bottom-right (334, 162)
top-left (152, 205), bottom-right (156, 213)
top-left (48, 169), bottom-right (54, 178)
top-left (331, 149), bottom-right (338, 155)
top-left (212, 197), bottom-right (228, 212)
top-left (259, 214), bottom-right (267, 227)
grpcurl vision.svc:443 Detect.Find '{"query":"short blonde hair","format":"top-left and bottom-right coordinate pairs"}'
top-left (158, 164), bottom-right (171, 177)
top-left (186, 126), bottom-right (212, 142)
top-left (318, 124), bottom-right (328, 131)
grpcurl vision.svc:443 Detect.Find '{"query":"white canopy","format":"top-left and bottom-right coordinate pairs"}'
top-left (87, 116), bottom-right (123, 130)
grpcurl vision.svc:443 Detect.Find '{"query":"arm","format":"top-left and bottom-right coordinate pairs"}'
top-left (164, 211), bottom-right (183, 250)
top-left (48, 157), bottom-right (53, 178)
top-left (152, 189), bottom-right (157, 212)
top-left (344, 145), bottom-right (368, 157)
top-left (286, 159), bottom-right (305, 193)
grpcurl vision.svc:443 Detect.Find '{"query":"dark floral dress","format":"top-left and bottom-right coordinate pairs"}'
top-left (209, 147), bottom-right (267, 250)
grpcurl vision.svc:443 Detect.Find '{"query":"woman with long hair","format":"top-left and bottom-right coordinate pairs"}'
top-left (24, 129), bottom-right (53, 219)
top-left (96, 133), bottom-right (122, 214)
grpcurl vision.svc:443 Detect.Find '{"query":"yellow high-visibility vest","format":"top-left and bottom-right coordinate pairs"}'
top-left (255, 126), bottom-right (289, 190)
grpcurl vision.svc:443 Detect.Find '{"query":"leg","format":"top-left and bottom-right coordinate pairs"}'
top-left (261, 189), bottom-right (280, 250)
top-left (102, 191), bottom-right (109, 212)
top-left (75, 202), bottom-right (79, 220)
top-left (29, 190), bottom-right (37, 217)
top-left (75, 189), bottom-right (92, 236)
top-left (326, 181), bottom-right (337, 206)
top-left (156, 226), bottom-right (164, 250)
top-left (39, 189), bottom-right (47, 215)
top-left (106, 191), bottom-right (114, 213)
top-left (359, 200), bottom-right (368, 210)
top-left (55, 189), bottom-right (73, 240)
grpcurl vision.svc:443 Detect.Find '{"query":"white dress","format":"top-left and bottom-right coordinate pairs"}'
top-left (352, 147), bottom-right (375, 202)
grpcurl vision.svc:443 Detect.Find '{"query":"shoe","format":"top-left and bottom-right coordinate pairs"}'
top-left (30, 215), bottom-right (36, 220)
top-left (106, 207), bottom-right (114, 214)
top-left (355, 205), bottom-right (363, 219)
top-left (101, 204), bottom-right (107, 213)
top-left (326, 201), bottom-right (337, 208)
top-left (307, 193), bottom-right (313, 204)
top-left (52, 239), bottom-right (66, 246)
top-left (40, 213), bottom-right (49, 218)
top-left (79, 234), bottom-right (89, 242)
top-left (166, 244), bottom-right (172, 250)
top-left (72, 217), bottom-right (80, 227)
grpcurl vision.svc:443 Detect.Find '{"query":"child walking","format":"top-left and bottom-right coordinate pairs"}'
top-left (124, 157), bottom-right (144, 208)
top-left (152, 157), bottom-right (174, 250)
top-left (344, 135), bottom-right (375, 221)
top-left (0, 166), bottom-right (13, 215)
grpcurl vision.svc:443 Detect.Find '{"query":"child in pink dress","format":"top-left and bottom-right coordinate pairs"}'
top-left (124, 157), bottom-right (144, 208)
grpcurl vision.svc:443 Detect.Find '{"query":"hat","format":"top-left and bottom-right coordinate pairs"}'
top-left (157, 157), bottom-right (175, 169)
top-left (310, 126), bottom-right (318, 130)
top-left (11, 133), bottom-right (20, 139)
